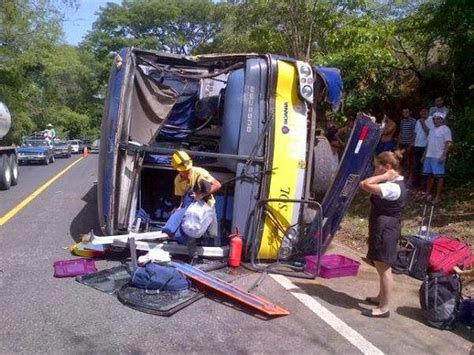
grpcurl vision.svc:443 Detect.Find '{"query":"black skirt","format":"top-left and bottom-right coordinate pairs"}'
top-left (367, 213), bottom-right (401, 265)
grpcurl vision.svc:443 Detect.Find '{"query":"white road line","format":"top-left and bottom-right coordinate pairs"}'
top-left (271, 274), bottom-right (384, 355)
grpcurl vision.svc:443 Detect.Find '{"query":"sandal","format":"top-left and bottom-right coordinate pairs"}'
top-left (361, 309), bottom-right (390, 318)
top-left (364, 297), bottom-right (380, 305)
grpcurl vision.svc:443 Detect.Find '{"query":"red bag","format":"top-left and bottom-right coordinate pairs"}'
top-left (428, 236), bottom-right (473, 274)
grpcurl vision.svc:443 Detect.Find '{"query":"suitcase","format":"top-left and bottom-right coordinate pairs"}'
top-left (415, 203), bottom-right (439, 241)
top-left (394, 236), bottom-right (433, 280)
top-left (428, 236), bottom-right (473, 274)
top-left (393, 203), bottom-right (438, 280)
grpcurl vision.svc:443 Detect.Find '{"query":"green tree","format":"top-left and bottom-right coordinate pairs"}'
top-left (83, 0), bottom-right (224, 56)
top-left (0, 0), bottom-right (70, 142)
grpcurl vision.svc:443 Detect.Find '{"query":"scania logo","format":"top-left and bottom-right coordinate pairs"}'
top-left (282, 102), bottom-right (290, 134)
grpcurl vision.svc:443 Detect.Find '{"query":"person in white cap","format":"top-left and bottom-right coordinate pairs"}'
top-left (44, 123), bottom-right (56, 141)
top-left (421, 112), bottom-right (452, 204)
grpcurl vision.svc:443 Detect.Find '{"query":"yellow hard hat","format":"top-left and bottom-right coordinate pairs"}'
top-left (171, 150), bottom-right (192, 171)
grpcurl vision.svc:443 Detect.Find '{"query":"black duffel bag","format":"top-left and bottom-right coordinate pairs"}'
top-left (419, 272), bottom-right (462, 330)
top-left (392, 236), bottom-right (433, 280)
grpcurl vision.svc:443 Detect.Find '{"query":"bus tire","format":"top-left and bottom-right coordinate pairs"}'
top-left (311, 135), bottom-right (336, 195)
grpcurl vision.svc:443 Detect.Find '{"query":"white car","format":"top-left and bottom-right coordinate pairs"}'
top-left (67, 139), bottom-right (81, 153)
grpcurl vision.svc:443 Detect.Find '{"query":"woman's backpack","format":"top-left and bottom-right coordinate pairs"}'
top-left (419, 272), bottom-right (462, 330)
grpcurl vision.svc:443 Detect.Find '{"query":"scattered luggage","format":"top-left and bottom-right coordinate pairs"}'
top-left (419, 272), bottom-right (462, 330)
top-left (393, 236), bottom-right (433, 280)
top-left (458, 297), bottom-right (474, 327)
top-left (394, 203), bottom-right (473, 280)
top-left (428, 236), bottom-right (472, 274)
top-left (131, 263), bottom-right (191, 292)
top-left (53, 258), bottom-right (97, 278)
top-left (304, 254), bottom-right (360, 278)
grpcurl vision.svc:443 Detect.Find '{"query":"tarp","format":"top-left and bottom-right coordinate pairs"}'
top-left (314, 67), bottom-right (343, 112)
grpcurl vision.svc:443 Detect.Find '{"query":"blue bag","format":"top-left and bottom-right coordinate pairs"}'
top-left (132, 263), bottom-right (191, 291)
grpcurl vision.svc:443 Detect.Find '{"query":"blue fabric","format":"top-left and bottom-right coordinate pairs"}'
top-left (144, 154), bottom-right (172, 165)
top-left (144, 153), bottom-right (216, 166)
top-left (156, 74), bottom-right (199, 140)
top-left (162, 191), bottom-right (194, 244)
top-left (158, 95), bottom-right (197, 140)
top-left (131, 263), bottom-right (190, 291)
top-left (376, 140), bottom-right (395, 155)
top-left (314, 67), bottom-right (343, 111)
top-left (135, 208), bottom-right (150, 225)
top-left (422, 157), bottom-right (445, 176)
top-left (162, 208), bottom-right (186, 236)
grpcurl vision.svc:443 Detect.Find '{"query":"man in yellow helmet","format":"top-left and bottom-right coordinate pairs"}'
top-left (171, 150), bottom-right (222, 263)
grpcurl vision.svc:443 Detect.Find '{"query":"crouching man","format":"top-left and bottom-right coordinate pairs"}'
top-left (171, 150), bottom-right (221, 264)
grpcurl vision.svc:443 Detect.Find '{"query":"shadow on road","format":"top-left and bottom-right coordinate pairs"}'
top-left (294, 282), bottom-right (366, 311)
top-left (396, 306), bottom-right (473, 342)
top-left (70, 184), bottom-right (101, 242)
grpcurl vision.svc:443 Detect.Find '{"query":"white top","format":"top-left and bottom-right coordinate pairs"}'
top-left (414, 116), bottom-right (434, 147)
top-left (379, 176), bottom-right (404, 201)
top-left (425, 125), bottom-right (452, 158)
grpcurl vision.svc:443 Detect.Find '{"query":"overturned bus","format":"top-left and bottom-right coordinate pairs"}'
top-left (97, 48), bottom-right (381, 264)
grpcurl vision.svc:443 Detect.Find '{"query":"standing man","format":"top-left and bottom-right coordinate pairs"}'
top-left (398, 108), bottom-right (416, 178)
top-left (429, 97), bottom-right (449, 119)
top-left (44, 123), bottom-right (56, 143)
top-left (336, 116), bottom-right (355, 147)
top-left (422, 112), bottom-right (452, 204)
top-left (413, 108), bottom-right (434, 191)
top-left (171, 150), bottom-right (221, 263)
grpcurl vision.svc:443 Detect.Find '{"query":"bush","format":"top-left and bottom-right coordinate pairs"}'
top-left (447, 106), bottom-right (474, 181)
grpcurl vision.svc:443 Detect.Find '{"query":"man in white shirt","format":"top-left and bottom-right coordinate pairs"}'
top-left (422, 112), bottom-right (452, 204)
top-left (428, 97), bottom-right (449, 120)
top-left (412, 108), bottom-right (434, 189)
top-left (44, 124), bottom-right (56, 141)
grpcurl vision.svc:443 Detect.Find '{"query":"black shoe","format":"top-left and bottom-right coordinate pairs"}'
top-left (364, 297), bottom-right (380, 305)
top-left (361, 309), bottom-right (390, 318)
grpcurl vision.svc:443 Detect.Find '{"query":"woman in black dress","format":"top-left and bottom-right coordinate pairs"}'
top-left (359, 151), bottom-right (406, 318)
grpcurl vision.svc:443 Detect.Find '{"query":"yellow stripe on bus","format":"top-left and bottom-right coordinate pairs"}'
top-left (258, 61), bottom-right (307, 259)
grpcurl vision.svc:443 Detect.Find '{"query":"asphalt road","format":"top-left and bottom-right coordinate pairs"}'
top-left (0, 155), bottom-right (472, 354)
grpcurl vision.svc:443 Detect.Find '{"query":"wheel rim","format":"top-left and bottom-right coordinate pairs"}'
top-left (1, 159), bottom-right (11, 187)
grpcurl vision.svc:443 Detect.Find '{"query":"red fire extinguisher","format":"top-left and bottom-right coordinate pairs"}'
top-left (228, 228), bottom-right (243, 268)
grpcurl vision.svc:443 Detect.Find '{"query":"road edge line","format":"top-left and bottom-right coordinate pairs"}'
top-left (0, 157), bottom-right (84, 226)
top-left (271, 274), bottom-right (384, 355)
